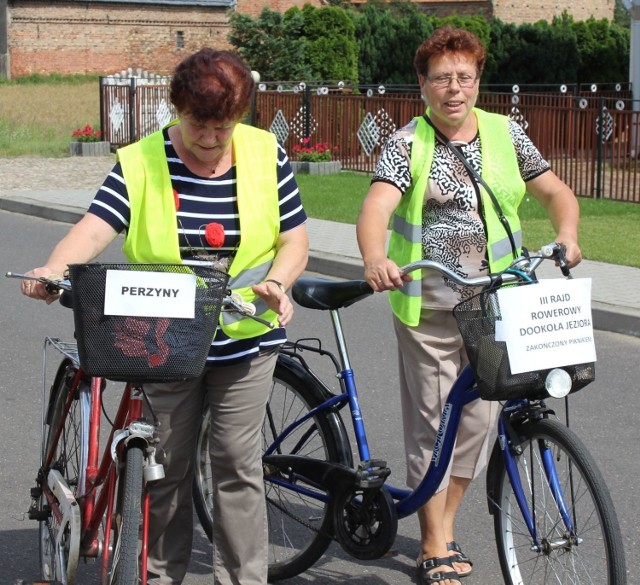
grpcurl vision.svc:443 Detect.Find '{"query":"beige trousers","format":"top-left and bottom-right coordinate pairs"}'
top-left (144, 350), bottom-right (277, 585)
top-left (393, 311), bottom-right (498, 491)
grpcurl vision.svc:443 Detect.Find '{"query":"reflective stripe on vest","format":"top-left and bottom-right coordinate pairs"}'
top-left (388, 109), bottom-right (525, 326)
top-left (117, 121), bottom-right (280, 338)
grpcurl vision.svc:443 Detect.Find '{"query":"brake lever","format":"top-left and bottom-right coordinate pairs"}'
top-left (223, 294), bottom-right (275, 329)
top-left (5, 272), bottom-right (72, 294)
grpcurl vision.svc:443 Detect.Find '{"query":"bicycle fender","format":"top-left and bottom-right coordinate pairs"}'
top-left (110, 420), bottom-right (155, 462)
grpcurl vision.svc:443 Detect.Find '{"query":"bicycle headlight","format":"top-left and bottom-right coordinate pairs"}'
top-left (545, 368), bottom-right (572, 398)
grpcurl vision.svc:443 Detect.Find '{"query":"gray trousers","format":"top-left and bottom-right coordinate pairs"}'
top-left (144, 350), bottom-right (277, 584)
top-left (394, 311), bottom-right (498, 491)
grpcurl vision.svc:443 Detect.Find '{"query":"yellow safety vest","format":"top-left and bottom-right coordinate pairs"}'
top-left (117, 121), bottom-right (280, 338)
top-left (388, 108), bottom-right (525, 326)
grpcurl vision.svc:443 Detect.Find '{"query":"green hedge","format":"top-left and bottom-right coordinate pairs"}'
top-left (228, 4), bottom-right (630, 86)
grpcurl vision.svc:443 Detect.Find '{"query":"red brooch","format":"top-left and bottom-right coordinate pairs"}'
top-left (205, 222), bottom-right (225, 248)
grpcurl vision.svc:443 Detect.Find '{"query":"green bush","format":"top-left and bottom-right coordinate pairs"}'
top-left (228, 5), bottom-right (358, 82)
top-left (229, 4), bottom-right (630, 87)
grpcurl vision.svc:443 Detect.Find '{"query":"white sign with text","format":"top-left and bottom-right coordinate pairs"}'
top-left (104, 270), bottom-right (196, 319)
top-left (496, 278), bottom-right (596, 374)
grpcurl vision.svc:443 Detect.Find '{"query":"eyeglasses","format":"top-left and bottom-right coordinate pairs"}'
top-left (427, 74), bottom-right (478, 89)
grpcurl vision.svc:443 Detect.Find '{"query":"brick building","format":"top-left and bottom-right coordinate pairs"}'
top-left (0, 0), bottom-right (614, 79)
top-left (0, 0), bottom-right (319, 78)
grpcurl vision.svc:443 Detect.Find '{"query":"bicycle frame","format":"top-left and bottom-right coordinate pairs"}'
top-left (497, 404), bottom-right (576, 551)
top-left (40, 337), bottom-right (152, 585)
top-left (263, 303), bottom-right (577, 547)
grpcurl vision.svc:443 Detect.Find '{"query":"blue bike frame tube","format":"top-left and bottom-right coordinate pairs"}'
top-left (340, 368), bottom-right (371, 461)
top-left (541, 444), bottom-right (575, 533)
top-left (267, 476), bottom-right (331, 503)
top-left (499, 415), bottom-right (540, 547)
top-left (329, 308), bottom-right (373, 461)
top-left (390, 365), bottom-right (480, 518)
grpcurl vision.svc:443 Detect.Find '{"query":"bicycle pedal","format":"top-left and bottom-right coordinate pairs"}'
top-left (355, 459), bottom-right (391, 488)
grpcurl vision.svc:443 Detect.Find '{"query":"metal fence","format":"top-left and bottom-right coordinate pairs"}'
top-left (100, 76), bottom-right (640, 203)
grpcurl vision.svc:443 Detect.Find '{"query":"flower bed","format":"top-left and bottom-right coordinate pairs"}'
top-left (69, 124), bottom-right (110, 157)
top-left (290, 161), bottom-right (342, 175)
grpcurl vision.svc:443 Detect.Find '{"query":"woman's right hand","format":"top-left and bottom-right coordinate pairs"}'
top-left (21, 267), bottom-right (63, 304)
top-left (363, 257), bottom-right (412, 292)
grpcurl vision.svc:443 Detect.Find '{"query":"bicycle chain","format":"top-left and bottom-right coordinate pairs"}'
top-left (265, 494), bottom-right (335, 541)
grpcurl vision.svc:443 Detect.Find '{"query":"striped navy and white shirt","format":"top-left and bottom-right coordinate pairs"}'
top-left (88, 127), bottom-right (307, 366)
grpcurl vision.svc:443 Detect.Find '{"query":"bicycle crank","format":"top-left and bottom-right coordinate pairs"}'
top-left (331, 483), bottom-right (398, 560)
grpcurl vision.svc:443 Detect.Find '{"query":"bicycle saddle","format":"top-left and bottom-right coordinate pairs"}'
top-left (292, 277), bottom-right (373, 310)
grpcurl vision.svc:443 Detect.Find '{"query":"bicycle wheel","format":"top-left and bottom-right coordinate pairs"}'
top-left (38, 361), bottom-right (87, 585)
top-left (107, 444), bottom-right (144, 585)
top-left (193, 354), bottom-right (353, 581)
top-left (489, 417), bottom-right (627, 584)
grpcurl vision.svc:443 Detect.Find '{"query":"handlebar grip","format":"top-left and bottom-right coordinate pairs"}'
top-left (540, 243), bottom-right (571, 277)
top-left (59, 290), bottom-right (74, 309)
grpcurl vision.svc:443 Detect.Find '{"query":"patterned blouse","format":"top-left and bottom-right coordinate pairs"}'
top-left (373, 116), bottom-right (549, 310)
top-left (88, 127), bottom-right (307, 365)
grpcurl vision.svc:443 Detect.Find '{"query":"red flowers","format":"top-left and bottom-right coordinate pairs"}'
top-left (292, 137), bottom-right (338, 162)
top-left (205, 222), bottom-right (225, 248)
top-left (71, 124), bottom-right (102, 143)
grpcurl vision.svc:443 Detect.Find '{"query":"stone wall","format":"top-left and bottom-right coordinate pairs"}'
top-left (493, 0), bottom-right (614, 24)
top-left (235, 0), bottom-right (320, 19)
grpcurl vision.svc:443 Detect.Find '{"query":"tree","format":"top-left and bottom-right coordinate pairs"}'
top-left (614, 0), bottom-right (631, 28)
top-left (350, 2), bottom-right (434, 85)
top-left (228, 6), bottom-right (357, 83)
top-left (298, 5), bottom-right (358, 82)
top-left (228, 9), bottom-right (309, 81)
top-left (572, 16), bottom-right (630, 83)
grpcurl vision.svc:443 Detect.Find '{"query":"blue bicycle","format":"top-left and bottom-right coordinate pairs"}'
top-left (193, 243), bottom-right (626, 584)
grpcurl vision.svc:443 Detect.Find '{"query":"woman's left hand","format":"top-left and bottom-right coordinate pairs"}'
top-left (252, 281), bottom-right (294, 327)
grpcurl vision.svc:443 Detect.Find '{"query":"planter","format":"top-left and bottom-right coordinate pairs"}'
top-left (69, 141), bottom-right (111, 157)
top-left (290, 160), bottom-right (342, 175)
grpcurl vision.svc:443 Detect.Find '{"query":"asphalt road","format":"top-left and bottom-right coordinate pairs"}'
top-left (1, 210), bottom-right (638, 584)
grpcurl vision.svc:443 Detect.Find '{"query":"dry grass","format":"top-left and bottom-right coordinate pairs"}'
top-left (0, 81), bottom-right (100, 157)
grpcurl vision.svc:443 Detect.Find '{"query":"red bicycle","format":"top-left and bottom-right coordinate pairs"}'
top-left (8, 262), bottom-right (231, 585)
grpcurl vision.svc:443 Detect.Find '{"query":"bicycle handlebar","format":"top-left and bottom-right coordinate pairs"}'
top-left (5, 270), bottom-right (275, 329)
top-left (400, 242), bottom-right (570, 286)
top-left (5, 271), bottom-right (71, 294)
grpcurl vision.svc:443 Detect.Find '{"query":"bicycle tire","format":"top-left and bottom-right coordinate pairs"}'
top-left (193, 354), bottom-right (353, 581)
top-left (488, 417), bottom-right (627, 585)
top-left (38, 360), bottom-right (87, 585)
top-left (107, 444), bottom-right (145, 585)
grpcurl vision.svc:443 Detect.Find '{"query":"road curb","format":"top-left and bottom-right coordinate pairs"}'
top-left (0, 196), bottom-right (83, 225)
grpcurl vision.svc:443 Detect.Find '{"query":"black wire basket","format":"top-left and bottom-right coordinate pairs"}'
top-left (68, 263), bottom-right (229, 383)
top-left (453, 284), bottom-right (595, 401)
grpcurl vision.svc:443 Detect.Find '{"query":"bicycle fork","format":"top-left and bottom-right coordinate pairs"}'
top-left (499, 414), bottom-right (577, 552)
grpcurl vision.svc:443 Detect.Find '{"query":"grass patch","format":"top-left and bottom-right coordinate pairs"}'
top-left (0, 79), bottom-right (100, 157)
top-left (296, 173), bottom-right (370, 225)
